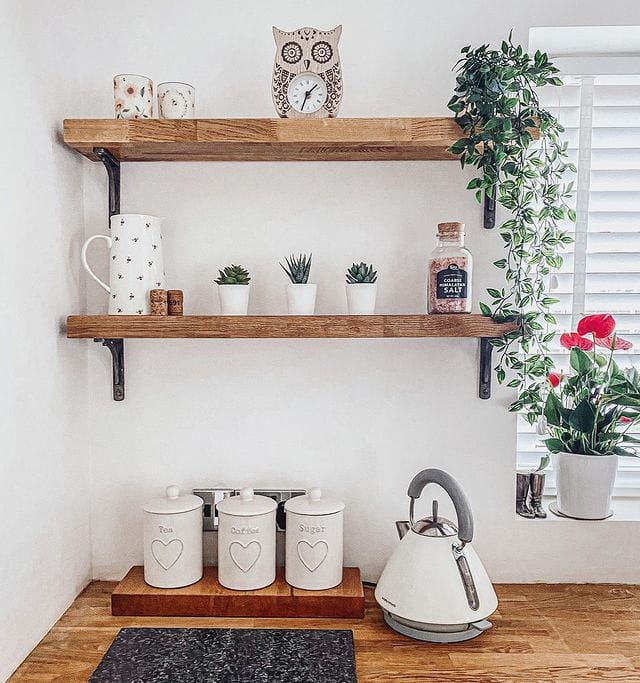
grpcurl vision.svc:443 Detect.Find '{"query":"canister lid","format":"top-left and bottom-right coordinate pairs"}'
top-left (216, 487), bottom-right (277, 517)
top-left (142, 485), bottom-right (204, 514)
top-left (284, 487), bottom-right (345, 516)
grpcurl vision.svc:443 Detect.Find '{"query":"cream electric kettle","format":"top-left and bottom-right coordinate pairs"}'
top-left (375, 468), bottom-right (498, 643)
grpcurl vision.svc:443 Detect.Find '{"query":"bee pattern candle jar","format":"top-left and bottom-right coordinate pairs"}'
top-left (216, 488), bottom-right (277, 590)
top-left (143, 485), bottom-right (203, 588)
top-left (427, 222), bottom-right (473, 313)
top-left (284, 488), bottom-right (344, 590)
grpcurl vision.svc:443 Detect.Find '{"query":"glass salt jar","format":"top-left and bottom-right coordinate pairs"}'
top-left (427, 222), bottom-right (472, 313)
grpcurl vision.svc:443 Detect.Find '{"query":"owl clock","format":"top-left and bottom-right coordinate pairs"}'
top-left (272, 25), bottom-right (343, 118)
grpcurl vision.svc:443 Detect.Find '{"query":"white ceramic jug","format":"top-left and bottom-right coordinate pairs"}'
top-left (82, 214), bottom-right (166, 314)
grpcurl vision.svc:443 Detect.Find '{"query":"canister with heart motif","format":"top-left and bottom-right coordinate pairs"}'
top-left (143, 485), bottom-right (203, 588)
top-left (216, 488), bottom-right (277, 590)
top-left (284, 488), bottom-right (344, 590)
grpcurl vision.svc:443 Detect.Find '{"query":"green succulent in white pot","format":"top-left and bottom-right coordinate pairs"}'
top-left (280, 253), bottom-right (316, 315)
top-left (541, 314), bottom-right (639, 519)
top-left (345, 262), bottom-right (378, 315)
top-left (215, 264), bottom-right (251, 315)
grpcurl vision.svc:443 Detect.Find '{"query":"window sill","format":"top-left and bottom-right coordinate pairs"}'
top-left (514, 495), bottom-right (640, 522)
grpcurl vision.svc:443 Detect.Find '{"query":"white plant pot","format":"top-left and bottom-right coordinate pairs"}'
top-left (553, 452), bottom-right (618, 520)
top-left (346, 283), bottom-right (377, 315)
top-left (286, 283), bottom-right (317, 315)
top-left (218, 284), bottom-right (250, 315)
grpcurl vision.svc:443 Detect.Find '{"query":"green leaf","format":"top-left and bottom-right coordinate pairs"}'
top-left (544, 391), bottom-right (563, 427)
top-left (613, 446), bottom-right (638, 458)
top-left (570, 347), bottom-right (593, 375)
top-left (567, 399), bottom-right (596, 433)
top-left (544, 438), bottom-right (565, 453)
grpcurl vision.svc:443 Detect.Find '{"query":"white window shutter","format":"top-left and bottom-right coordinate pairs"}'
top-left (516, 74), bottom-right (640, 492)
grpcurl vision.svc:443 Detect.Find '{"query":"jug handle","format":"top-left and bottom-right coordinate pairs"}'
top-left (81, 235), bottom-right (112, 293)
top-left (407, 468), bottom-right (474, 544)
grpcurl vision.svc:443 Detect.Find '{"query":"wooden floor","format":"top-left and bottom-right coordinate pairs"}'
top-left (10, 582), bottom-right (640, 682)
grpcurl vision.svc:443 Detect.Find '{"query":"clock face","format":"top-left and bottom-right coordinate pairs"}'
top-left (287, 73), bottom-right (327, 114)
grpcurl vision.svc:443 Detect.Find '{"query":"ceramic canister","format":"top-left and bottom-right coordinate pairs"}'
top-left (81, 214), bottom-right (166, 314)
top-left (143, 485), bottom-right (203, 588)
top-left (216, 488), bottom-right (277, 590)
top-left (284, 488), bottom-right (344, 590)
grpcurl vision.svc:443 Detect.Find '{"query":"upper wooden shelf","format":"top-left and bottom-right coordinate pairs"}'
top-left (67, 314), bottom-right (516, 339)
top-left (62, 117), bottom-right (461, 162)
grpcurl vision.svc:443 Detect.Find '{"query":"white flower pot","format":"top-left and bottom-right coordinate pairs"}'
top-left (286, 283), bottom-right (317, 315)
top-left (346, 283), bottom-right (377, 314)
top-left (552, 452), bottom-right (618, 520)
top-left (218, 284), bottom-right (250, 315)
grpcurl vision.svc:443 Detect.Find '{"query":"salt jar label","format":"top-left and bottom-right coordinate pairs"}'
top-left (436, 264), bottom-right (468, 299)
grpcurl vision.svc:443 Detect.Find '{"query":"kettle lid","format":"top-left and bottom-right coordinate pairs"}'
top-left (411, 500), bottom-right (458, 537)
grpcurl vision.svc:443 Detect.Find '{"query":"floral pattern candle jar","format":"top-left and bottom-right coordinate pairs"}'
top-left (427, 222), bottom-right (472, 313)
top-left (113, 74), bottom-right (153, 119)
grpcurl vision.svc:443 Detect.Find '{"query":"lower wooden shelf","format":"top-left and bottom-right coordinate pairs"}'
top-left (67, 314), bottom-right (516, 339)
top-left (111, 566), bottom-right (365, 619)
top-left (67, 314), bottom-right (516, 400)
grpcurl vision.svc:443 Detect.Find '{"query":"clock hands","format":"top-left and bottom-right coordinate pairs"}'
top-left (300, 83), bottom-right (319, 112)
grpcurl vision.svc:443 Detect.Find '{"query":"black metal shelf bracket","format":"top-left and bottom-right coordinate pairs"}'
top-left (94, 147), bottom-right (120, 218)
top-left (483, 191), bottom-right (496, 229)
top-left (479, 337), bottom-right (495, 399)
top-left (95, 339), bottom-right (125, 401)
top-left (93, 147), bottom-right (124, 401)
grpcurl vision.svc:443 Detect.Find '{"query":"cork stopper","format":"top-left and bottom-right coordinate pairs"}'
top-left (150, 289), bottom-right (168, 316)
top-left (167, 290), bottom-right (184, 316)
top-left (437, 222), bottom-right (465, 240)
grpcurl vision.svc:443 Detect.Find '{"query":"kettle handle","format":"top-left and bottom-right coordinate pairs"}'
top-left (407, 468), bottom-right (474, 544)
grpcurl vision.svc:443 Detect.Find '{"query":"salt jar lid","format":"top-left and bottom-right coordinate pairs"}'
top-left (216, 487), bottom-right (277, 517)
top-left (143, 485), bottom-right (204, 515)
top-left (284, 487), bottom-right (345, 516)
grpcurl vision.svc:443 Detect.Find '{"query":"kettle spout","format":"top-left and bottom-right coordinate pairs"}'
top-left (395, 521), bottom-right (410, 539)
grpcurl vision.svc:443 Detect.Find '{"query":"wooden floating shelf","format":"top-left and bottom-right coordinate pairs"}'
top-left (112, 566), bottom-right (365, 618)
top-left (63, 117), bottom-right (461, 162)
top-left (67, 314), bottom-right (517, 339)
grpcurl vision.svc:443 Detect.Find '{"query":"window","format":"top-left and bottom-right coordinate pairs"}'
top-left (517, 29), bottom-right (640, 493)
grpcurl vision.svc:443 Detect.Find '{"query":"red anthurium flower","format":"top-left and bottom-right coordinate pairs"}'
top-left (547, 371), bottom-right (561, 388)
top-left (560, 332), bottom-right (594, 351)
top-left (577, 314), bottom-right (616, 339)
top-left (595, 335), bottom-right (633, 351)
top-left (620, 416), bottom-right (633, 424)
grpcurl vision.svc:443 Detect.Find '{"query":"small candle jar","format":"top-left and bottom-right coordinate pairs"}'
top-left (427, 222), bottom-right (472, 314)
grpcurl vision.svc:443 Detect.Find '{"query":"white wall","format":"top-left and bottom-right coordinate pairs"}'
top-left (75, 0), bottom-right (640, 584)
top-left (0, 1), bottom-right (92, 679)
top-left (5, 5), bottom-right (640, 675)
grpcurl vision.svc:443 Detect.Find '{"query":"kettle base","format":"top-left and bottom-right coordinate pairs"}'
top-left (383, 611), bottom-right (492, 643)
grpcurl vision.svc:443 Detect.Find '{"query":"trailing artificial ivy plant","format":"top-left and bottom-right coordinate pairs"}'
top-left (448, 32), bottom-right (576, 422)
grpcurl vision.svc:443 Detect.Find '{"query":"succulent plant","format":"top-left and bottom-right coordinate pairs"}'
top-left (280, 253), bottom-right (312, 284)
top-left (215, 264), bottom-right (251, 285)
top-left (346, 262), bottom-right (377, 284)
